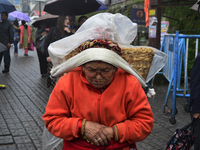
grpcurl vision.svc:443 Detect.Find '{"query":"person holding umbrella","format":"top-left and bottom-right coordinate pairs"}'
top-left (76, 15), bottom-right (87, 31)
top-left (44, 15), bottom-right (73, 87)
top-left (35, 21), bottom-right (48, 77)
top-left (0, 11), bottom-right (14, 73)
top-left (13, 20), bottom-right (32, 56)
top-left (13, 19), bottom-right (20, 56)
top-left (69, 15), bottom-right (78, 33)
top-left (19, 20), bottom-right (32, 56)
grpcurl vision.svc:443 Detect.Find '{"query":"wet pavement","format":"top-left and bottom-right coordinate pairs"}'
top-left (0, 46), bottom-right (193, 150)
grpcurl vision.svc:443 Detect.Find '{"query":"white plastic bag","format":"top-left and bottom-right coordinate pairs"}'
top-left (42, 126), bottom-right (63, 150)
top-left (48, 13), bottom-right (137, 69)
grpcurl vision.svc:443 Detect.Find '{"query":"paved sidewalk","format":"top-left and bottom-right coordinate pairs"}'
top-left (0, 47), bottom-right (193, 150)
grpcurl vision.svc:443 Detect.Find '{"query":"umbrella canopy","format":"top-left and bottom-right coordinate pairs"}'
top-left (0, 0), bottom-right (16, 14)
top-left (9, 11), bottom-right (31, 22)
top-left (44, 0), bottom-right (101, 15)
top-left (96, 0), bottom-right (108, 11)
top-left (32, 13), bottom-right (59, 28)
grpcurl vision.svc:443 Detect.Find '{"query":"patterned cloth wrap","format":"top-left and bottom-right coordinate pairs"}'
top-left (76, 39), bottom-right (122, 55)
top-left (166, 128), bottom-right (194, 150)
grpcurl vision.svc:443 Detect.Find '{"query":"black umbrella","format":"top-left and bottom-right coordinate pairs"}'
top-left (32, 13), bottom-right (59, 28)
top-left (44, 0), bottom-right (101, 15)
top-left (0, 0), bottom-right (16, 14)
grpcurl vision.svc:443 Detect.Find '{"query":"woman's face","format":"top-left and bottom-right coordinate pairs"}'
top-left (64, 16), bottom-right (70, 27)
top-left (83, 61), bottom-right (116, 89)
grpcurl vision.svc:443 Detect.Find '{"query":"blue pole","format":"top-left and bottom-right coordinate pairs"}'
top-left (170, 31), bottom-right (179, 124)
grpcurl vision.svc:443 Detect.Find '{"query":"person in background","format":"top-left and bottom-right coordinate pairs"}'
top-left (13, 19), bottom-right (20, 56)
top-left (43, 15), bottom-right (73, 87)
top-left (78, 15), bottom-right (87, 29)
top-left (0, 11), bottom-right (14, 73)
top-left (69, 15), bottom-right (78, 33)
top-left (31, 24), bottom-right (37, 47)
top-left (13, 20), bottom-right (32, 56)
top-left (188, 52), bottom-right (200, 150)
top-left (36, 22), bottom-right (48, 77)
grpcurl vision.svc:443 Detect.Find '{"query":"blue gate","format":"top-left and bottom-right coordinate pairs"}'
top-left (152, 31), bottom-right (200, 124)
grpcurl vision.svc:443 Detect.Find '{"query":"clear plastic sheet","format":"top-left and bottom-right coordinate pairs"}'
top-left (42, 126), bottom-right (62, 150)
top-left (48, 13), bottom-right (137, 70)
top-left (47, 13), bottom-right (167, 85)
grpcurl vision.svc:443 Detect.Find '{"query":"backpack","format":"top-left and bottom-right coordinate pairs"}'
top-left (38, 35), bottom-right (46, 54)
top-left (166, 120), bottom-right (195, 150)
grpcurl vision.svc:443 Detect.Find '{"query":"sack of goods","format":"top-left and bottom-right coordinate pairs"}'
top-left (47, 13), bottom-right (168, 88)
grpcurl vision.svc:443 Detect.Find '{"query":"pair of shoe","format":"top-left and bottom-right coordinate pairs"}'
top-left (41, 74), bottom-right (46, 77)
top-left (24, 54), bottom-right (28, 56)
top-left (14, 52), bottom-right (18, 56)
top-left (2, 69), bottom-right (9, 73)
top-left (0, 84), bottom-right (6, 89)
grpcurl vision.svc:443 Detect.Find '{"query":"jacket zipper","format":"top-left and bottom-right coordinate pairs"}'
top-left (97, 94), bottom-right (101, 123)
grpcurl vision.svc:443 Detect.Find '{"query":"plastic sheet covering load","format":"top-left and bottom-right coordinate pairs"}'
top-left (48, 13), bottom-right (168, 87)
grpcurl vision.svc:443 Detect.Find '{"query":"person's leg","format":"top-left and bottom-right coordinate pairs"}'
top-left (14, 41), bottom-right (18, 54)
top-left (2, 49), bottom-right (10, 73)
top-left (24, 48), bottom-right (28, 56)
top-left (40, 53), bottom-right (48, 76)
top-left (37, 49), bottom-right (47, 76)
top-left (193, 118), bottom-right (200, 150)
top-left (0, 52), bottom-right (3, 66)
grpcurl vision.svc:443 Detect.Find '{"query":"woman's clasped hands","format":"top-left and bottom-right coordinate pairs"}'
top-left (84, 121), bottom-right (114, 146)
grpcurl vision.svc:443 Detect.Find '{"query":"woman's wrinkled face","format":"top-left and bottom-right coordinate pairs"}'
top-left (83, 61), bottom-right (116, 89)
top-left (64, 16), bottom-right (70, 27)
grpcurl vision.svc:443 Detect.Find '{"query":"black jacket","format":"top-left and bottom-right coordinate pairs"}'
top-left (0, 20), bottom-right (14, 47)
top-left (188, 52), bottom-right (200, 113)
top-left (43, 27), bottom-right (73, 57)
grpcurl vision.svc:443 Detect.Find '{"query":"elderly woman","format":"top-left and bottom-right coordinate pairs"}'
top-left (42, 39), bottom-right (154, 150)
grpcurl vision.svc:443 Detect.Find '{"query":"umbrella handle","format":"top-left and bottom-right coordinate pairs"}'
top-left (196, 2), bottom-right (200, 21)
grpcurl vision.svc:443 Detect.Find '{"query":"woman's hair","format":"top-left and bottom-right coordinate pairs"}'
top-left (13, 19), bottom-right (19, 27)
top-left (56, 15), bottom-right (67, 38)
top-left (78, 16), bottom-right (87, 24)
top-left (1, 11), bottom-right (8, 17)
top-left (21, 20), bottom-right (28, 29)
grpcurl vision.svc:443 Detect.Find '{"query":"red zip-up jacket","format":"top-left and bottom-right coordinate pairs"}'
top-left (43, 67), bottom-right (154, 148)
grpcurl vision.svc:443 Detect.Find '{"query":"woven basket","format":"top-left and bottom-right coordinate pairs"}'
top-left (121, 47), bottom-right (155, 80)
top-left (65, 49), bottom-right (79, 60)
top-left (64, 47), bottom-right (155, 80)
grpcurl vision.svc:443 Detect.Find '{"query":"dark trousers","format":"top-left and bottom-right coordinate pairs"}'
top-left (14, 41), bottom-right (18, 53)
top-left (0, 48), bottom-right (10, 70)
top-left (36, 48), bottom-right (47, 75)
top-left (193, 118), bottom-right (200, 150)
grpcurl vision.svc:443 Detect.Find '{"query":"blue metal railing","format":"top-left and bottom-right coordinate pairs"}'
top-left (152, 31), bottom-right (200, 124)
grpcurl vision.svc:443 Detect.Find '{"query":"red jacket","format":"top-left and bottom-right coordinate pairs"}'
top-left (43, 67), bottom-right (154, 148)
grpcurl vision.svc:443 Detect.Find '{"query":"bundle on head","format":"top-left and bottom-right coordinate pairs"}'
top-left (65, 39), bottom-right (155, 80)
